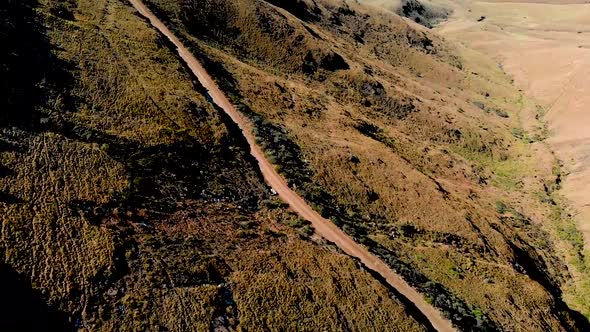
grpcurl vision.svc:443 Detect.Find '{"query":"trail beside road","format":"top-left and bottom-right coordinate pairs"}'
top-left (127, 0), bottom-right (456, 331)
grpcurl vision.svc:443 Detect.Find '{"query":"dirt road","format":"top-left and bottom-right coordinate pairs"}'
top-left (127, 0), bottom-right (455, 331)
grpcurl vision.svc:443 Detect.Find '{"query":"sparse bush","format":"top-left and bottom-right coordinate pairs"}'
top-left (493, 108), bottom-right (509, 118)
top-left (511, 128), bottom-right (526, 140)
top-left (496, 201), bottom-right (508, 214)
top-left (301, 225), bottom-right (315, 236)
top-left (48, 0), bottom-right (77, 20)
top-left (472, 101), bottom-right (486, 110)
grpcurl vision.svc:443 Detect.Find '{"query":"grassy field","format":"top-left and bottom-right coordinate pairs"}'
top-left (0, 0), bottom-right (434, 330)
top-left (142, 0), bottom-right (590, 330)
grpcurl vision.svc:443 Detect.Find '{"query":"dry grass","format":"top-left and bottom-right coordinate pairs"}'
top-left (0, 0), bottom-right (434, 330)
top-left (143, 0), bottom-right (590, 330)
top-left (231, 240), bottom-right (424, 332)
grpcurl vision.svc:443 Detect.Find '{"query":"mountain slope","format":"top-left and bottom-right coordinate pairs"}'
top-left (142, 0), bottom-right (590, 330)
top-left (129, 0), bottom-right (455, 330)
top-left (0, 0), bottom-right (436, 330)
top-left (432, 0), bottom-right (590, 319)
top-left (1, 0), bottom-right (589, 331)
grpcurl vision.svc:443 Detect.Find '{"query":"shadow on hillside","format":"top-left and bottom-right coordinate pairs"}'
top-left (0, 263), bottom-right (74, 331)
top-left (0, 0), bottom-right (259, 223)
top-left (57, 121), bottom-right (263, 226)
top-left (0, 1), bottom-right (80, 328)
top-left (0, 0), bottom-right (75, 207)
top-left (0, 0), bottom-right (74, 129)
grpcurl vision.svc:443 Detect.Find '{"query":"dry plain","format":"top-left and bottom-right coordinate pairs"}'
top-left (436, 0), bottom-right (590, 250)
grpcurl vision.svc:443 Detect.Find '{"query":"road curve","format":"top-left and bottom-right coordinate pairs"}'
top-left (128, 1), bottom-right (456, 331)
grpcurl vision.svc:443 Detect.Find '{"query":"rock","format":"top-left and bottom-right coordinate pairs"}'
top-left (107, 288), bottom-right (118, 296)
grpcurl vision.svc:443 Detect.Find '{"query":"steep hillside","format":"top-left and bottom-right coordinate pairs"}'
top-left (2, 0), bottom-right (589, 331)
top-left (363, 0), bottom-right (452, 28)
top-left (143, 0), bottom-right (590, 330)
top-left (0, 0), bottom-right (436, 330)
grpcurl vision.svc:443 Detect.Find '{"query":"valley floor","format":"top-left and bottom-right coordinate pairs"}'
top-left (435, 0), bottom-right (590, 315)
top-left (437, 0), bottom-right (590, 253)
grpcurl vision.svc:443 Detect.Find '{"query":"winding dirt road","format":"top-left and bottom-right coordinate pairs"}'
top-left (128, 1), bottom-right (455, 331)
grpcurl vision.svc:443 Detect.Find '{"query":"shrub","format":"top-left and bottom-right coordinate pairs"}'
top-left (495, 201), bottom-right (508, 214)
top-left (494, 108), bottom-right (509, 118)
top-left (301, 225), bottom-right (315, 236)
top-left (511, 128), bottom-right (525, 140)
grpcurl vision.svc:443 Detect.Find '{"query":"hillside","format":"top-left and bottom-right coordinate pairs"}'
top-left (143, 0), bottom-right (589, 330)
top-left (363, 0), bottom-right (452, 28)
top-left (0, 0), bottom-right (433, 331)
top-left (432, 0), bottom-right (590, 318)
top-left (1, 0), bottom-right (589, 331)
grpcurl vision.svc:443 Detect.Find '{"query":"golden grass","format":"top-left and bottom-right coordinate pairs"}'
top-left (231, 240), bottom-right (425, 332)
top-left (141, 0), bottom-right (589, 329)
top-left (0, 0), bottom-right (431, 330)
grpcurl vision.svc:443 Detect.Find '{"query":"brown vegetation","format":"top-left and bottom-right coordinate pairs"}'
top-left (142, 0), bottom-right (590, 330)
top-left (0, 0), bottom-right (432, 330)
